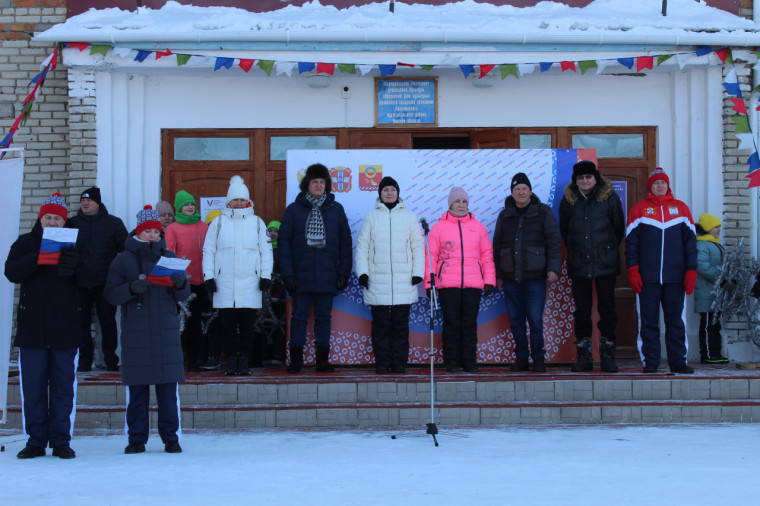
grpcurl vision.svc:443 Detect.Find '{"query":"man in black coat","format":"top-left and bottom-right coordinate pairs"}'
top-left (559, 161), bottom-right (625, 373)
top-left (69, 186), bottom-right (128, 371)
top-left (5, 193), bottom-right (84, 459)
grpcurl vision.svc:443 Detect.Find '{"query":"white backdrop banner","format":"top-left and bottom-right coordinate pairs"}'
top-left (0, 155), bottom-right (24, 423)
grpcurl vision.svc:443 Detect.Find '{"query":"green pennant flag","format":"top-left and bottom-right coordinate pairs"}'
top-left (727, 49), bottom-right (734, 64)
top-left (337, 63), bottom-right (356, 74)
top-left (578, 60), bottom-right (598, 75)
top-left (176, 54), bottom-right (191, 66)
top-left (257, 60), bottom-right (274, 76)
top-left (500, 64), bottom-right (518, 79)
top-left (732, 115), bottom-right (750, 134)
top-left (753, 84), bottom-right (760, 94)
top-left (420, 65), bottom-right (434, 72)
top-left (657, 54), bottom-right (674, 65)
top-left (89, 44), bottom-right (109, 57)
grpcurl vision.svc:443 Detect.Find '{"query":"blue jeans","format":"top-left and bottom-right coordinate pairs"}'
top-left (289, 293), bottom-right (334, 347)
top-left (503, 279), bottom-right (547, 360)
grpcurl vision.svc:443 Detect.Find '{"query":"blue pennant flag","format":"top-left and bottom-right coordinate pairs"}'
top-left (0, 131), bottom-right (13, 148)
top-left (214, 57), bottom-right (234, 71)
top-left (748, 152), bottom-right (760, 173)
top-left (379, 65), bottom-right (396, 77)
top-left (29, 70), bottom-right (44, 86)
top-left (298, 62), bottom-right (316, 74)
top-left (722, 82), bottom-right (742, 96)
top-left (695, 46), bottom-right (713, 56)
top-left (617, 58), bottom-right (634, 69)
top-left (460, 65), bottom-right (475, 78)
top-left (539, 62), bottom-right (553, 72)
top-left (134, 50), bottom-right (152, 63)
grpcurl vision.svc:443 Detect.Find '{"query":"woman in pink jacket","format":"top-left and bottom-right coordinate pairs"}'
top-left (426, 187), bottom-right (496, 373)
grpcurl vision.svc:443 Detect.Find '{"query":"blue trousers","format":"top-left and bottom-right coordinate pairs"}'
top-left (126, 383), bottom-right (180, 444)
top-left (19, 347), bottom-right (77, 448)
top-left (503, 279), bottom-right (547, 361)
top-left (289, 293), bottom-right (334, 347)
top-left (637, 283), bottom-right (688, 368)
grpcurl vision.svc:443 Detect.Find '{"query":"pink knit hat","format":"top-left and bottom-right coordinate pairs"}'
top-left (448, 187), bottom-right (469, 208)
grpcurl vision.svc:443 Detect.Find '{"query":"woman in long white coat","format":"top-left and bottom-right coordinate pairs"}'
top-left (203, 176), bottom-right (273, 375)
top-left (355, 177), bottom-right (424, 373)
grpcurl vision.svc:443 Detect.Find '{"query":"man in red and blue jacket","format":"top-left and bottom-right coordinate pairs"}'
top-left (625, 168), bottom-right (697, 374)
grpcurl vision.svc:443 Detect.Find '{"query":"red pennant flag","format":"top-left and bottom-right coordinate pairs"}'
top-left (479, 64), bottom-right (495, 78)
top-left (316, 62), bottom-right (335, 75)
top-left (11, 112), bottom-right (24, 132)
top-left (636, 56), bottom-right (654, 71)
top-left (69, 42), bottom-right (90, 52)
top-left (155, 49), bottom-right (173, 60)
top-left (729, 98), bottom-right (748, 115)
top-left (397, 62), bottom-right (415, 67)
top-left (560, 61), bottom-right (576, 72)
top-left (746, 169), bottom-right (760, 188)
top-left (714, 48), bottom-right (729, 63)
top-left (238, 59), bottom-right (255, 73)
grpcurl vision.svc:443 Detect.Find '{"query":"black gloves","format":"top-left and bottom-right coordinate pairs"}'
top-left (259, 278), bottom-right (271, 291)
top-left (170, 273), bottom-right (186, 289)
top-left (358, 274), bottom-right (369, 289)
top-left (204, 279), bottom-right (217, 293)
top-left (58, 247), bottom-right (81, 270)
top-left (412, 276), bottom-right (423, 286)
top-left (336, 275), bottom-right (348, 291)
top-left (129, 278), bottom-right (149, 295)
top-left (284, 277), bottom-right (298, 294)
top-left (483, 284), bottom-right (494, 296)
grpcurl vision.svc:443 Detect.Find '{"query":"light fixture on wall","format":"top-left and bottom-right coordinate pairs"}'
top-left (471, 73), bottom-right (496, 88)
top-left (307, 74), bottom-right (331, 88)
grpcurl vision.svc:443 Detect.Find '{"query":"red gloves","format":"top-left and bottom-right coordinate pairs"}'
top-left (684, 270), bottom-right (697, 295)
top-left (628, 265), bottom-right (643, 294)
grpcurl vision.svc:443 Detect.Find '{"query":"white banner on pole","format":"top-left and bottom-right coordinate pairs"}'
top-left (0, 153), bottom-right (24, 424)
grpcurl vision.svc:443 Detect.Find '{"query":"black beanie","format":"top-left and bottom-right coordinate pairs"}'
top-left (510, 172), bottom-right (532, 192)
top-left (572, 161), bottom-right (600, 183)
top-left (377, 176), bottom-right (400, 197)
top-left (81, 186), bottom-right (102, 206)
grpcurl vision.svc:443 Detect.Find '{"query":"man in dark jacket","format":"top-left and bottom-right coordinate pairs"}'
top-left (559, 161), bottom-right (625, 373)
top-left (278, 163), bottom-right (352, 373)
top-left (626, 168), bottom-right (697, 374)
top-left (5, 193), bottom-right (83, 459)
top-left (69, 186), bottom-right (128, 371)
top-left (492, 172), bottom-right (561, 372)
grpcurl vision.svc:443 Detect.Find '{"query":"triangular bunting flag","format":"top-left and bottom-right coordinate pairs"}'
top-left (298, 62), bottom-right (316, 74)
top-left (379, 65), bottom-right (397, 77)
top-left (239, 59), bottom-right (254, 73)
top-left (714, 48), bottom-right (729, 63)
top-left (214, 57), bottom-right (234, 71)
top-left (539, 62), bottom-right (553, 72)
top-left (746, 168), bottom-right (760, 188)
top-left (560, 61), bottom-right (576, 72)
top-left (176, 54), bottom-right (191, 66)
top-left (479, 64), bottom-right (495, 78)
top-left (460, 65), bottom-right (475, 78)
top-left (420, 65), bottom-right (434, 72)
top-left (500, 64), bottom-right (518, 79)
top-left (397, 62), bottom-right (415, 68)
top-left (316, 62), bottom-right (335, 75)
top-left (578, 60), bottom-right (597, 75)
top-left (735, 132), bottom-right (756, 151)
top-left (134, 50), bottom-right (152, 63)
top-left (722, 81), bottom-right (742, 97)
top-left (636, 57), bottom-right (654, 72)
top-left (89, 45), bottom-right (109, 57)
top-left (695, 46), bottom-right (713, 57)
top-left (338, 63), bottom-right (356, 74)
top-left (748, 151), bottom-right (760, 173)
top-left (676, 53), bottom-right (691, 69)
top-left (657, 54), bottom-right (674, 65)
top-left (517, 63), bottom-right (536, 76)
top-left (112, 47), bottom-right (133, 59)
top-left (617, 58), bottom-right (634, 70)
top-left (257, 60), bottom-right (274, 76)
top-left (275, 61), bottom-right (297, 76)
top-left (357, 65), bottom-right (374, 76)
top-left (731, 115), bottom-right (750, 134)
top-left (68, 42), bottom-right (90, 52)
top-left (729, 97), bottom-right (748, 115)
top-left (155, 49), bottom-right (173, 60)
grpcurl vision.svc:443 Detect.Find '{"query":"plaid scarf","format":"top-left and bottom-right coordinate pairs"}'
top-left (304, 192), bottom-right (327, 249)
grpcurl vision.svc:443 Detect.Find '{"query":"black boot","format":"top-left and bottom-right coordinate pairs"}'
top-left (237, 356), bottom-right (250, 376)
top-left (225, 355), bottom-right (238, 376)
top-left (287, 346), bottom-right (303, 374)
top-left (599, 337), bottom-right (619, 373)
top-left (532, 357), bottom-right (547, 372)
top-left (510, 357), bottom-right (530, 372)
top-left (315, 346), bottom-right (335, 373)
top-left (571, 338), bottom-right (593, 372)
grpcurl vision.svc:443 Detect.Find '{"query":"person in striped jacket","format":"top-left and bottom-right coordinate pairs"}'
top-left (625, 168), bottom-right (697, 374)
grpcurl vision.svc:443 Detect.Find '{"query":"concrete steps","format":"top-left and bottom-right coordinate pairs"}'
top-left (5, 364), bottom-right (760, 429)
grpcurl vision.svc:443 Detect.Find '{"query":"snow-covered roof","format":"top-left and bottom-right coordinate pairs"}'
top-left (34, 0), bottom-right (760, 48)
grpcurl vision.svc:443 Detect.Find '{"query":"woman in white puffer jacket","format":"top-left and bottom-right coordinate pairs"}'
top-left (355, 177), bottom-right (424, 374)
top-left (203, 176), bottom-right (273, 376)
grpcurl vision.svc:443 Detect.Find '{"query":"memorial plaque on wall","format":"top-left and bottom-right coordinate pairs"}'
top-left (375, 77), bottom-right (437, 127)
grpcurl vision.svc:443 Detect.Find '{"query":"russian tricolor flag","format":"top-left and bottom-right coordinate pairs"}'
top-left (147, 256), bottom-right (191, 287)
top-left (38, 228), bottom-right (78, 265)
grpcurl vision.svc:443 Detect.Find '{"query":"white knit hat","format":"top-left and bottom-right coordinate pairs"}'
top-left (226, 175), bottom-right (250, 204)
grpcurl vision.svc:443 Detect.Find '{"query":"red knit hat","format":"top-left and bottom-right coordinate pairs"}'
top-left (39, 192), bottom-right (68, 221)
top-left (135, 205), bottom-right (162, 235)
top-left (648, 167), bottom-right (670, 193)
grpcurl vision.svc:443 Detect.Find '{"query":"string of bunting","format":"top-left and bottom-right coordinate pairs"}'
top-left (3, 42), bottom-right (760, 187)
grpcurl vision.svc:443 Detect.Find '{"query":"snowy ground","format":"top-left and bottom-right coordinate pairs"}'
top-left (1, 424), bottom-right (758, 504)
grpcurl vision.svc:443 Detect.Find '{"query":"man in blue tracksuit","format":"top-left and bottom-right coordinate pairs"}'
top-left (625, 168), bottom-right (697, 374)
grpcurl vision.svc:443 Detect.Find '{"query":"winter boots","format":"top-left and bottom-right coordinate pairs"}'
top-left (237, 356), bottom-right (250, 376)
top-left (571, 338), bottom-right (593, 372)
top-left (510, 357), bottom-right (530, 372)
top-left (287, 346), bottom-right (303, 374)
top-left (315, 346), bottom-right (335, 373)
top-left (225, 355), bottom-right (238, 376)
top-left (599, 337), bottom-right (619, 373)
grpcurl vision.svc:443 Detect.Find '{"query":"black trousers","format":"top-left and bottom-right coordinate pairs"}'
top-left (218, 308), bottom-right (257, 357)
top-left (438, 288), bottom-right (481, 368)
top-left (78, 285), bottom-right (119, 368)
top-left (571, 275), bottom-right (618, 340)
top-left (183, 284), bottom-right (212, 366)
top-left (699, 311), bottom-right (723, 360)
top-left (370, 304), bottom-right (411, 369)
top-left (126, 383), bottom-right (180, 444)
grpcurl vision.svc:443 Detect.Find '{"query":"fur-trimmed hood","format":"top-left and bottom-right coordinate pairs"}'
top-left (563, 178), bottom-right (615, 205)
